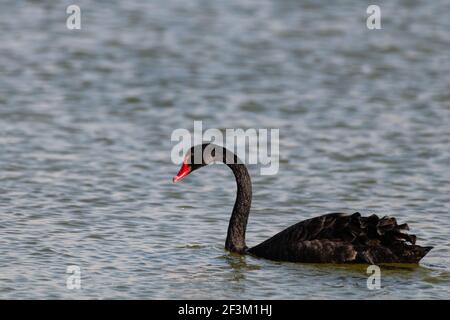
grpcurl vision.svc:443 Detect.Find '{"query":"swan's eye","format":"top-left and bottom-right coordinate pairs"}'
top-left (202, 144), bottom-right (219, 164)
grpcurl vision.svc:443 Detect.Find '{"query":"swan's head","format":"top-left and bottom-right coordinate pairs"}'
top-left (173, 143), bottom-right (218, 183)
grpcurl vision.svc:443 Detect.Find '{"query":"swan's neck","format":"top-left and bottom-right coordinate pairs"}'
top-left (225, 163), bottom-right (252, 253)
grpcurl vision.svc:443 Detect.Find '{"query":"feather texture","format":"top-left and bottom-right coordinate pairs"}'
top-left (248, 212), bottom-right (432, 264)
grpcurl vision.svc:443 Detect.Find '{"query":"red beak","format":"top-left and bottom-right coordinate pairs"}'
top-left (173, 160), bottom-right (191, 183)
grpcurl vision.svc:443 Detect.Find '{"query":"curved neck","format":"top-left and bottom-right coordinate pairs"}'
top-left (224, 163), bottom-right (252, 253)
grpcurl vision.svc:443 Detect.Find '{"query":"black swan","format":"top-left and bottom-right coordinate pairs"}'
top-left (173, 143), bottom-right (432, 264)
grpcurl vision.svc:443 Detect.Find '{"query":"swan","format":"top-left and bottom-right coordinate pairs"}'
top-left (173, 143), bottom-right (432, 264)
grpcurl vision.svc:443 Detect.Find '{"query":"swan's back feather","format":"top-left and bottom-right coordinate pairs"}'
top-left (248, 212), bottom-right (432, 264)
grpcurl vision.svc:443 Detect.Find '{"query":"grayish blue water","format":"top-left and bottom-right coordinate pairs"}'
top-left (0, 0), bottom-right (449, 299)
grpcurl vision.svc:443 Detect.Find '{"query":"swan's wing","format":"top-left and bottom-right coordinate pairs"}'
top-left (249, 238), bottom-right (359, 263)
top-left (248, 212), bottom-right (432, 263)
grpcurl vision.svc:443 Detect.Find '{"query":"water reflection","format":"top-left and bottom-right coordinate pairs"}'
top-left (0, 0), bottom-right (449, 299)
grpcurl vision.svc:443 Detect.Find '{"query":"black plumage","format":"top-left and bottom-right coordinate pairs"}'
top-left (248, 212), bottom-right (432, 263)
top-left (174, 144), bottom-right (433, 264)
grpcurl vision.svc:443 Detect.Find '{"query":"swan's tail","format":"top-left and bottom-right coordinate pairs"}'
top-left (397, 245), bottom-right (433, 263)
top-left (340, 212), bottom-right (433, 263)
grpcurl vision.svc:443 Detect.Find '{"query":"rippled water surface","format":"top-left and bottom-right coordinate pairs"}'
top-left (0, 0), bottom-right (449, 299)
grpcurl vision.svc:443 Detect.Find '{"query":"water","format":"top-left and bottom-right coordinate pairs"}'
top-left (0, 0), bottom-right (449, 299)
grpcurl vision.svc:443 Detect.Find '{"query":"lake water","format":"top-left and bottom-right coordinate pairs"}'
top-left (0, 0), bottom-right (449, 299)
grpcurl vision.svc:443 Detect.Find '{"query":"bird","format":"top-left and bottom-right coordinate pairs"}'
top-left (173, 143), bottom-right (432, 264)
